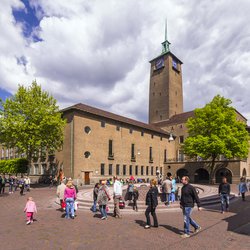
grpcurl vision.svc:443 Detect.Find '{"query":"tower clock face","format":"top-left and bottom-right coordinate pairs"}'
top-left (155, 57), bottom-right (164, 70)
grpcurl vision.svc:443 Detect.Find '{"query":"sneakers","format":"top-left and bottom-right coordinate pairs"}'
top-left (181, 234), bottom-right (190, 238)
top-left (144, 225), bottom-right (150, 229)
top-left (195, 226), bottom-right (202, 233)
top-left (101, 216), bottom-right (107, 220)
top-left (26, 221), bottom-right (31, 225)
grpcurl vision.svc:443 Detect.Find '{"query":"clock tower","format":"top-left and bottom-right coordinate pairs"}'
top-left (149, 26), bottom-right (183, 124)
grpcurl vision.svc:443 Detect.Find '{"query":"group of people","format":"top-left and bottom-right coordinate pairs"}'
top-left (0, 175), bottom-right (30, 195)
top-left (56, 177), bottom-right (78, 219)
top-left (160, 172), bottom-right (179, 206)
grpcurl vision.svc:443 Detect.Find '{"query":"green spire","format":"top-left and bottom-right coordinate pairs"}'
top-left (161, 19), bottom-right (171, 54)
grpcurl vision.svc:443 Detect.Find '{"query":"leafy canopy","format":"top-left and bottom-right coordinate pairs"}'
top-left (184, 95), bottom-right (249, 161)
top-left (0, 81), bottom-right (66, 160)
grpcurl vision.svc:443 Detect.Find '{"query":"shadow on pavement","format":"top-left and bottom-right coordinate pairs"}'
top-left (205, 195), bottom-right (250, 236)
top-left (160, 224), bottom-right (183, 235)
top-left (135, 219), bottom-right (146, 227)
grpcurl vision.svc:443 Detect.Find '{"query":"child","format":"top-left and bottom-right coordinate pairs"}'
top-left (132, 186), bottom-right (139, 211)
top-left (24, 197), bottom-right (37, 225)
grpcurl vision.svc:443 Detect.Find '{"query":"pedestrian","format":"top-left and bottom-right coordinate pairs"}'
top-left (13, 176), bottom-right (18, 192)
top-left (132, 186), bottom-right (139, 211)
top-left (57, 178), bottom-right (66, 210)
top-left (97, 180), bottom-right (110, 220)
top-left (219, 176), bottom-right (230, 213)
top-left (8, 175), bottom-right (14, 194)
top-left (113, 176), bottom-right (122, 219)
top-left (170, 175), bottom-right (176, 202)
top-left (0, 175), bottom-right (2, 194)
top-left (25, 176), bottom-right (31, 191)
top-left (144, 179), bottom-right (158, 229)
top-left (238, 177), bottom-right (248, 201)
top-left (247, 179), bottom-right (250, 191)
top-left (0, 175), bottom-right (6, 194)
top-left (180, 176), bottom-right (201, 238)
top-left (161, 173), bottom-right (172, 206)
top-left (64, 180), bottom-right (77, 219)
top-left (24, 197), bottom-right (37, 225)
top-left (19, 176), bottom-right (25, 195)
top-left (127, 181), bottom-right (134, 201)
top-left (91, 183), bottom-right (99, 212)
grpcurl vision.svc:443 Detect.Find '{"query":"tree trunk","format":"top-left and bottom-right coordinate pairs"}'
top-left (209, 156), bottom-right (216, 184)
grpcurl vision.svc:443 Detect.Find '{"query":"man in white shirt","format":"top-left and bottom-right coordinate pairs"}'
top-left (113, 176), bottom-right (122, 218)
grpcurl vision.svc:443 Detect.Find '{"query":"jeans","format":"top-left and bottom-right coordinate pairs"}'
top-left (91, 200), bottom-right (97, 212)
top-left (65, 198), bottom-right (75, 218)
top-left (9, 184), bottom-right (13, 193)
top-left (99, 205), bottom-right (107, 218)
top-left (171, 192), bottom-right (175, 202)
top-left (183, 207), bottom-right (199, 235)
top-left (220, 194), bottom-right (229, 211)
top-left (145, 205), bottom-right (158, 227)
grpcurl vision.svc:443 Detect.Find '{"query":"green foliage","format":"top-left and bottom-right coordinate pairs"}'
top-left (0, 81), bottom-right (66, 167)
top-left (0, 158), bottom-right (28, 173)
top-left (184, 95), bottom-right (249, 162)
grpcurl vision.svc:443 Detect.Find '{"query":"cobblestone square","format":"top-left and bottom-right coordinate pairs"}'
top-left (0, 185), bottom-right (249, 250)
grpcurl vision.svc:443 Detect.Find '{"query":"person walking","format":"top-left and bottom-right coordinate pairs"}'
top-left (132, 186), bottom-right (139, 211)
top-left (238, 177), bottom-right (248, 201)
top-left (162, 173), bottom-right (172, 206)
top-left (144, 179), bottom-right (158, 229)
top-left (180, 176), bottom-right (201, 238)
top-left (127, 181), bottom-right (134, 201)
top-left (64, 180), bottom-right (77, 219)
top-left (97, 180), bottom-right (110, 220)
top-left (19, 176), bottom-right (25, 196)
top-left (24, 197), bottom-right (37, 225)
top-left (91, 183), bottom-right (99, 212)
top-left (171, 175), bottom-right (176, 203)
top-left (113, 176), bottom-right (122, 219)
top-left (8, 175), bottom-right (14, 194)
top-left (219, 176), bottom-right (230, 213)
top-left (0, 175), bottom-right (6, 194)
top-left (57, 178), bottom-right (66, 210)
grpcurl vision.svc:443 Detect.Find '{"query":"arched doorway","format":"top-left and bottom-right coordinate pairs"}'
top-left (194, 168), bottom-right (209, 183)
top-left (176, 168), bottom-right (189, 181)
top-left (242, 168), bottom-right (247, 177)
top-left (215, 168), bottom-right (232, 184)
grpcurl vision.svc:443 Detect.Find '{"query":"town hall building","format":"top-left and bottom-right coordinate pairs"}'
top-left (1, 31), bottom-right (249, 184)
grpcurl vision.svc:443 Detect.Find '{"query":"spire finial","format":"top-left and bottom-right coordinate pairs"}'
top-left (162, 19), bottom-right (171, 54)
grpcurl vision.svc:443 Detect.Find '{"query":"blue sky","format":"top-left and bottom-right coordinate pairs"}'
top-left (1, 0), bottom-right (250, 124)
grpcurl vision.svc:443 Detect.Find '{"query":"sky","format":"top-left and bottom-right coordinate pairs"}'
top-left (1, 0), bottom-right (250, 124)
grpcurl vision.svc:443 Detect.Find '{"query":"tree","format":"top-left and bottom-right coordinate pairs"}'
top-left (0, 81), bottom-right (66, 174)
top-left (183, 95), bottom-right (249, 183)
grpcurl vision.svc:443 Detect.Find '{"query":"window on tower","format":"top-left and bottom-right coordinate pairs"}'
top-left (172, 58), bottom-right (179, 72)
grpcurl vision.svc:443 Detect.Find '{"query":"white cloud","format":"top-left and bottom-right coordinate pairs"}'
top-left (1, 0), bottom-right (250, 124)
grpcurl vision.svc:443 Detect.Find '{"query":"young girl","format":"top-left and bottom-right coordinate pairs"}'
top-left (24, 197), bottom-right (37, 225)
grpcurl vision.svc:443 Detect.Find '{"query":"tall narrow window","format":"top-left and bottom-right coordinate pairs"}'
top-left (108, 140), bottom-right (114, 159)
top-left (151, 166), bottom-right (154, 176)
top-left (123, 165), bottom-right (126, 175)
top-left (129, 165), bottom-right (133, 175)
top-left (101, 121), bottom-right (105, 127)
top-left (141, 166), bottom-right (144, 175)
top-left (116, 164), bottom-right (120, 175)
top-left (149, 147), bottom-right (153, 162)
top-left (101, 163), bottom-right (105, 176)
top-left (164, 149), bottom-right (167, 163)
top-left (135, 165), bottom-right (138, 175)
top-left (109, 164), bottom-right (112, 175)
top-left (160, 167), bottom-right (163, 175)
top-left (131, 144), bottom-right (136, 161)
top-left (146, 166), bottom-right (149, 176)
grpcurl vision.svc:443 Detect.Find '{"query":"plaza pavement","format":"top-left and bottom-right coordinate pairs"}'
top-left (0, 184), bottom-right (249, 250)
